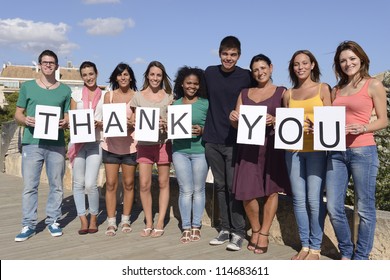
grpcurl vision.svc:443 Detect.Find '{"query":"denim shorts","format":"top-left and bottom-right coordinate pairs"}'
top-left (102, 149), bottom-right (137, 166)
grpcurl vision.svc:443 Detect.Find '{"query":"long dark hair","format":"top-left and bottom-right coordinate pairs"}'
top-left (108, 62), bottom-right (137, 91)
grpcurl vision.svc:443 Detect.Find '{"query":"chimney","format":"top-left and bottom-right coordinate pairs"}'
top-left (55, 67), bottom-right (60, 81)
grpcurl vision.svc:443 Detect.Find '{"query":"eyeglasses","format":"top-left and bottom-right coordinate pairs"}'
top-left (40, 61), bottom-right (57, 66)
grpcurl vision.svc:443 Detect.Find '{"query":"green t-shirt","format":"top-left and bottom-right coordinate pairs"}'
top-left (16, 80), bottom-right (71, 146)
top-left (172, 97), bottom-right (209, 154)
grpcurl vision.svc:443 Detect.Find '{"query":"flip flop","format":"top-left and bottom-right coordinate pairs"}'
top-left (151, 228), bottom-right (164, 238)
top-left (105, 226), bottom-right (117, 236)
top-left (140, 227), bottom-right (153, 237)
top-left (180, 230), bottom-right (191, 244)
top-left (190, 228), bottom-right (201, 242)
top-left (119, 221), bottom-right (132, 233)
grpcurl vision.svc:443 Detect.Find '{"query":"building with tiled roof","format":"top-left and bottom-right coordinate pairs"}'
top-left (0, 62), bottom-right (84, 107)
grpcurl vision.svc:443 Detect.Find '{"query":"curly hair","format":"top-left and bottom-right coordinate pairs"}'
top-left (173, 66), bottom-right (208, 100)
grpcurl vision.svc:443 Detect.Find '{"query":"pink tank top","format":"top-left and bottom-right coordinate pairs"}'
top-left (332, 79), bottom-right (375, 147)
top-left (101, 91), bottom-right (137, 154)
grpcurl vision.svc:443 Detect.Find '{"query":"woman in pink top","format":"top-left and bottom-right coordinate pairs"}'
top-left (326, 41), bottom-right (388, 260)
top-left (68, 61), bottom-right (103, 235)
top-left (102, 63), bottom-right (138, 236)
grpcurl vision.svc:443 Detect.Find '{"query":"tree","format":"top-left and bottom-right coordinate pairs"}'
top-left (0, 91), bottom-right (18, 128)
top-left (374, 70), bottom-right (390, 210)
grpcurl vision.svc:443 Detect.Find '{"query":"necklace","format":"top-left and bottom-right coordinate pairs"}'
top-left (40, 78), bottom-right (57, 90)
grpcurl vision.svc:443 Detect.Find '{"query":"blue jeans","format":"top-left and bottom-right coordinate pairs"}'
top-left (21, 144), bottom-right (65, 229)
top-left (72, 142), bottom-right (102, 216)
top-left (172, 152), bottom-right (208, 229)
top-left (326, 146), bottom-right (378, 260)
top-left (285, 151), bottom-right (327, 250)
top-left (205, 143), bottom-right (246, 237)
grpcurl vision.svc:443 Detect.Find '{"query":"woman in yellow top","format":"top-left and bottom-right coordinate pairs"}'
top-left (283, 50), bottom-right (331, 260)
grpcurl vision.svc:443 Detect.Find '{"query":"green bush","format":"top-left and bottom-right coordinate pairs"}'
top-left (374, 73), bottom-right (390, 211)
top-left (0, 91), bottom-right (18, 127)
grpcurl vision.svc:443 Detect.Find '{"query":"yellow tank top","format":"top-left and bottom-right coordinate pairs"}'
top-left (288, 83), bottom-right (324, 152)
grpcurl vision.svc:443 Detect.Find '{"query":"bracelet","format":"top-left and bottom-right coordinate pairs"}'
top-left (363, 125), bottom-right (367, 133)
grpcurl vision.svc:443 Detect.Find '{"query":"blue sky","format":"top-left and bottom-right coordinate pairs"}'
top-left (1, 0), bottom-right (389, 89)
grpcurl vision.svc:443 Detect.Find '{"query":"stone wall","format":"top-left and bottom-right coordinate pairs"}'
top-left (4, 153), bottom-right (390, 260)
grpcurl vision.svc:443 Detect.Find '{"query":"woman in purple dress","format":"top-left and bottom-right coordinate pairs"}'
top-left (229, 54), bottom-right (290, 254)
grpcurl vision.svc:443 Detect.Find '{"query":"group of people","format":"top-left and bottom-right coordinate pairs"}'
top-left (13, 36), bottom-right (387, 261)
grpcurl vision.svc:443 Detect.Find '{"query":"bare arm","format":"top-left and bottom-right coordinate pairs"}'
top-left (282, 88), bottom-right (290, 108)
top-left (367, 78), bottom-right (388, 133)
top-left (229, 92), bottom-right (243, 129)
top-left (70, 98), bottom-right (77, 110)
top-left (321, 83), bottom-right (332, 106)
top-left (14, 106), bottom-right (32, 126)
top-left (330, 87), bottom-right (337, 103)
top-left (104, 91), bottom-right (111, 104)
top-left (59, 113), bottom-right (69, 129)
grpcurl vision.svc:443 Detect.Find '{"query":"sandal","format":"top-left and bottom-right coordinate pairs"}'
top-left (247, 228), bottom-right (260, 251)
top-left (151, 228), bottom-right (165, 238)
top-left (119, 215), bottom-right (132, 233)
top-left (105, 217), bottom-right (117, 237)
top-left (190, 228), bottom-right (201, 242)
top-left (304, 249), bottom-right (321, 260)
top-left (180, 230), bottom-right (191, 244)
top-left (140, 227), bottom-right (153, 237)
top-left (254, 232), bottom-right (269, 254)
top-left (291, 247), bottom-right (309, 260)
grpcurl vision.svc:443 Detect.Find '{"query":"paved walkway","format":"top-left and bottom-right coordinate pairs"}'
top-left (0, 172), bottom-right (329, 260)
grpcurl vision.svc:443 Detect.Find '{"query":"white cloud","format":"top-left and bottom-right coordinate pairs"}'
top-left (0, 18), bottom-right (78, 55)
top-left (132, 57), bottom-right (146, 64)
top-left (80, 17), bottom-right (135, 36)
top-left (82, 0), bottom-right (120, 4)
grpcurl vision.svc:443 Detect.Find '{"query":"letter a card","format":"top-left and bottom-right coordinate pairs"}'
top-left (103, 103), bottom-right (127, 138)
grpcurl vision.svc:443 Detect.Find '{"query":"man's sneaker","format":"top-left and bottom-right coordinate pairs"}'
top-left (15, 226), bottom-right (36, 242)
top-left (48, 222), bottom-right (63, 237)
top-left (226, 233), bottom-right (244, 251)
top-left (209, 230), bottom-right (230, 245)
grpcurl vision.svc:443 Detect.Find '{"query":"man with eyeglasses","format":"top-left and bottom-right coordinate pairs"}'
top-left (14, 49), bottom-right (71, 241)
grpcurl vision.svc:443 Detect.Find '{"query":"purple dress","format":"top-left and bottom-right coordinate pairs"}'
top-left (232, 87), bottom-right (291, 200)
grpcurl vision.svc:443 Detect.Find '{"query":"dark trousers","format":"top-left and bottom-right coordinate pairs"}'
top-left (205, 143), bottom-right (246, 237)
